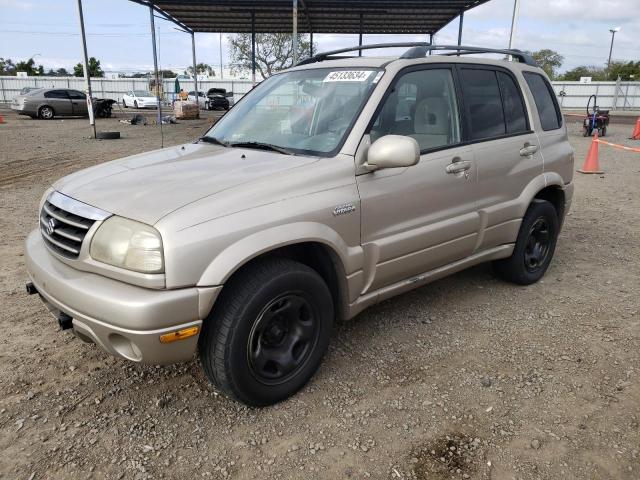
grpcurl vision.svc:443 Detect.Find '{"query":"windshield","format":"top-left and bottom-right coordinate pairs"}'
top-left (133, 91), bottom-right (152, 97)
top-left (203, 68), bottom-right (382, 156)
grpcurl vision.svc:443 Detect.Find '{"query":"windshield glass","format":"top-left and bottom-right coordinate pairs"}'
top-left (203, 68), bottom-right (382, 156)
top-left (133, 91), bottom-right (152, 97)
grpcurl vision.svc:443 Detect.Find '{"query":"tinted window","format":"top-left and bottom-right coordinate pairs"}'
top-left (370, 69), bottom-right (461, 151)
top-left (461, 69), bottom-right (505, 140)
top-left (523, 72), bottom-right (562, 131)
top-left (44, 90), bottom-right (69, 99)
top-left (68, 90), bottom-right (85, 99)
top-left (497, 72), bottom-right (527, 134)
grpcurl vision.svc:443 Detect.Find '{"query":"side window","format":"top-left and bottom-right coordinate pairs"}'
top-left (370, 68), bottom-right (460, 151)
top-left (44, 90), bottom-right (69, 99)
top-left (523, 72), bottom-right (562, 131)
top-left (68, 90), bottom-right (86, 100)
top-left (460, 68), bottom-right (505, 140)
top-left (497, 72), bottom-right (528, 134)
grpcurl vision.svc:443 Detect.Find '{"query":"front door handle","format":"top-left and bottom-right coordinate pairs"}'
top-left (520, 142), bottom-right (539, 157)
top-left (446, 159), bottom-right (472, 174)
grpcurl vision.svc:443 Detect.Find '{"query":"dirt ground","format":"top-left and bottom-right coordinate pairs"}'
top-left (0, 108), bottom-right (638, 480)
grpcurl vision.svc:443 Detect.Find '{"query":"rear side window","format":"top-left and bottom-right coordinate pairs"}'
top-left (460, 69), bottom-right (505, 140)
top-left (523, 72), bottom-right (562, 131)
top-left (496, 72), bottom-right (528, 134)
top-left (68, 90), bottom-right (85, 100)
top-left (44, 90), bottom-right (69, 99)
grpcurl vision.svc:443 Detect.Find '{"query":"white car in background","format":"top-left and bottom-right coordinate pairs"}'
top-left (122, 91), bottom-right (157, 109)
top-left (187, 91), bottom-right (207, 104)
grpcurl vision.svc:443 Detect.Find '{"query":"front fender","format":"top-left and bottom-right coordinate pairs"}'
top-left (197, 221), bottom-right (363, 287)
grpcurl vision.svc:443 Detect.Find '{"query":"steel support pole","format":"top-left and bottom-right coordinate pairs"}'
top-left (292, 0), bottom-right (298, 65)
top-left (309, 31), bottom-right (313, 57)
top-left (251, 11), bottom-right (256, 84)
top-left (75, 0), bottom-right (96, 138)
top-left (607, 30), bottom-right (617, 73)
top-left (219, 32), bottom-right (224, 79)
top-left (429, 33), bottom-right (433, 55)
top-left (191, 31), bottom-right (199, 107)
top-left (149, 4), bottom-right (163, 142)
top-left (359, 13), bottom-right (363, 56)
top-left (457, 11), bottom-right (464, 46)
top-left (508, 0), bottom-right (520, 49)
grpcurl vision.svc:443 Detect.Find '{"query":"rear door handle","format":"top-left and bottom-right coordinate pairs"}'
top-left (445, 159), bottom-right (471, 174)
top-left (520, 143), bottom-right (539, 157)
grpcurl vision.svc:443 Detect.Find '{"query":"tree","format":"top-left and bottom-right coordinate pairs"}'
top-left (159, 69), bottom-right (177, 78)
top-left (228, 33), bottom-right (312, 78)
top-left (0, 57), bottom-right (16, 75)
top-left (45, 67), bottom-right (71, 76)
top-left (74, 57), bottom-right (103, 78)
top-left (186, 63), bottom-right (215, 77)
top-left (607, 60), bottom-right (640, 81)
top-left (15, 58), bottom-right (44, 76)
top-left (559, 65), bottom-right (606, 81)
top-left (526, 49), bottom-right (564, 79)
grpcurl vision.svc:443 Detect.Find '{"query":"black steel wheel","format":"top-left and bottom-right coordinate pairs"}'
top-left (199, 258), bottom-right (333, 406)
top-left (524, 217), bottom-right (551, 273)
top-left (247, 293), bottom-right (320, 385)
top-left (493, 200), bottom-right (559, 285)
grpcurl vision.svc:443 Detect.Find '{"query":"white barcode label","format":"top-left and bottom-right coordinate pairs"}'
top-left (323, 70), bottom-right (373, 82)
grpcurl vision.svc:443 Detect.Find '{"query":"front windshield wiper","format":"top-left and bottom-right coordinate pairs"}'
top-left (228, 141), bottom-right (295, 156)
top-left (198, 136), bottom-right (228, 147)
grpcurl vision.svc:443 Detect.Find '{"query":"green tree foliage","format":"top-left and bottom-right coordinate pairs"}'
top-left (73, 57), bottom-right (103, 78)
top-left (0, 57), bottom-right (16, 75)
top-left (526, 49), bottom-right (564, 79)
top-left (607, 61), bottom-right (640, 81)
top-left (228, 33), bottom-right (312, 78)
top-left (186, 63), bottom-right (216, 77)
top-left (559, 65), bottom-right (607, 81)
top-left (15, 58), bottom-right (44, 76)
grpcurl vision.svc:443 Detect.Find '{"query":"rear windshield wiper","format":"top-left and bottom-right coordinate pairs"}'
top-left (228, 141), bottom-right (295, 156)
top-left (198, 136), bottom-right (228, 147)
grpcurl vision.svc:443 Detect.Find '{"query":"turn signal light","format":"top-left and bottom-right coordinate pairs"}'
top-left (159, 326), bottom-right (200, 344)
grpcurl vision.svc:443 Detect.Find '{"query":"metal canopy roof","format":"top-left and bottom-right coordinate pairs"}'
top-left (141, 0), bottom-right (490, 34)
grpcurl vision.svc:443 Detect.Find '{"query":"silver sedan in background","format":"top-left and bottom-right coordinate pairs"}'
top-left (11, 88), bottom-right (115, 119)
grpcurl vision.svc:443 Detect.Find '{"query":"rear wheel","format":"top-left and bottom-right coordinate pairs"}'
top-left (134, 100), bottom-right (138, 109)
top-left (582, 126), bottom-right (591, 137)
top-left (38, 106), bottom-right (54, 120)
top-left (600, 126), bottom-right (607, 137)
top-left (493, 200), bottom-right (559, 285)
top-left (199, 258), bottom-right (333, 406)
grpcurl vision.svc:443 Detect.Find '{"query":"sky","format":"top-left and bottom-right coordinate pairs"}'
top-left (0, 0), bottom-right (639, 76)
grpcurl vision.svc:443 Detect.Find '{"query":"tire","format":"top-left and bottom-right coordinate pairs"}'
top-left (492, 200), bottom-right (559, 285)
top-left (38, 106), bottom-right (54, 120)
top-left (582, 126), bottom-right (591, 137)
top-left (96, 131), bottom-right (120, 140)
top-left (601, 126), bottom-right (607, 137)
top-left (199, 258), bottom-right (333, 406)
top-left (134, 100), bottom-right (138, 109)
top-left (122, 99), bottom-right (127, 108)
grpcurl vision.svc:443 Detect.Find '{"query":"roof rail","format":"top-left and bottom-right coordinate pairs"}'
top-left (296, 43), bottom-right (537, 67)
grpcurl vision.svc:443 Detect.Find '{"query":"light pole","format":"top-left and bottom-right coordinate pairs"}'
top-left (607, 27), bottom-right (620, 75)
top-left (508, 0), bottom-right (521, 49)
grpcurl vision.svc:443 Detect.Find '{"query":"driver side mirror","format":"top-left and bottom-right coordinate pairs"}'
top-left (364, 135), bottom-right (420, 171)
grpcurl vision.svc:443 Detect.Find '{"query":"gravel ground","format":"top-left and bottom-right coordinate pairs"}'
top-left (0, 109), bottom-right (638, 480)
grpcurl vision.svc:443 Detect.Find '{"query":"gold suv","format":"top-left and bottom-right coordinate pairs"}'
top-left (25, 44), bottom-right (574, 406)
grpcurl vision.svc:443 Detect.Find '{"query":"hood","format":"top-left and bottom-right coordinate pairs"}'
top-left (54, 143), bottom-right (318, 225)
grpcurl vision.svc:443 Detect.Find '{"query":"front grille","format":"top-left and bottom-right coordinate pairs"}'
top-left (40, 200), bottom-right (96, 259)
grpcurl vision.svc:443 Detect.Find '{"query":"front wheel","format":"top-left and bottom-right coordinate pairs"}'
top-left (199, 258), bottom-right (333, 406)
top-left (493, 200), bottom-right (559, 285)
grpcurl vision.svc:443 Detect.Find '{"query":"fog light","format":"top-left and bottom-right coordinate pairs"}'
top-left (159, 326), bottom-right (200, 344)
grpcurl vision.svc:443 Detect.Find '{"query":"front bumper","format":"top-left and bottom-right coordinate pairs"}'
top-left (25, 230), bottom-right (220, 364)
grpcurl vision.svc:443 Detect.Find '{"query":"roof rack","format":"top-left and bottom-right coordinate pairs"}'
top-left (296, 43), bottom-right (537, 67)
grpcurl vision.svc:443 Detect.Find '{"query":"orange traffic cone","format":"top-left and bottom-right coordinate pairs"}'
top-left (631, 117), bottom-right (640, 140)
top-left (578, 131), bottom-right (603, 174)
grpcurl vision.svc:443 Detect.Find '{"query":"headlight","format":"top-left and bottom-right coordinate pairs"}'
top-left (90, 216), bottom-right (164, 273)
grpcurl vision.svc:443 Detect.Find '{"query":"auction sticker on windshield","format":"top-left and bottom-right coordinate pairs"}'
top-left (324, 70), bottom-right (373, 82)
